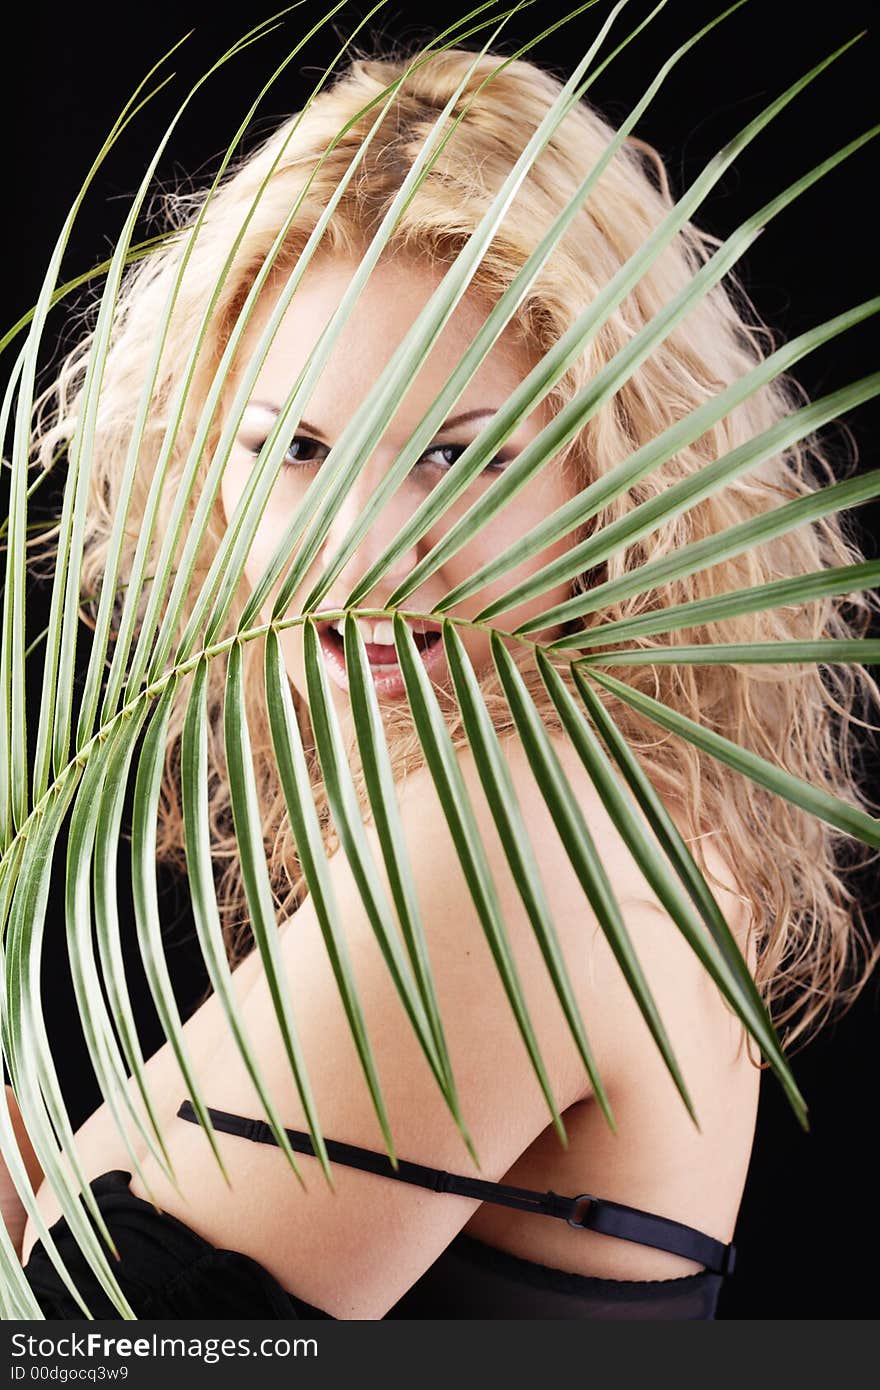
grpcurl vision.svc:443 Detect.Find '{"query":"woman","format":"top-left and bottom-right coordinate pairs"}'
top-left (3, 34), bottom-right (878, 1320)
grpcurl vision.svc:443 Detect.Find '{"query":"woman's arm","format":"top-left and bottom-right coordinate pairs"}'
top-left (1, 1085), bottom-right (45, 1260)
top-left (116, 734), bottom-right (642, 1318)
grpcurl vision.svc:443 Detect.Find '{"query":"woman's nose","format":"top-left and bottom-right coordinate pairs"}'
top-left (315, 458), bottom-right (422, 601)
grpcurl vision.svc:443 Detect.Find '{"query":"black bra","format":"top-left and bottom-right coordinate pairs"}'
top-left (176, 1098), bottom-right (736, 1277)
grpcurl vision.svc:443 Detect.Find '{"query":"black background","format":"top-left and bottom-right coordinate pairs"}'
top-left (2, 1), bottom-right (878, 1319)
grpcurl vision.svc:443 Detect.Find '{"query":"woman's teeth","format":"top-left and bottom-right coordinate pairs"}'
top-left (329, 616), bottom-right (395, 645)
top-left (331, 616), bottom-right (397, 665)
top-left (326, 616), bottom-right (440, 669)
top-left (318, 615), bottom-right (443, 692)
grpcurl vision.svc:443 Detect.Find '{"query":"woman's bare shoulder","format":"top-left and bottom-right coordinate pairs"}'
top-left (393, 727), bottom-right (755, 1100)
top-left (477, 728), bottom-right (756, 1089)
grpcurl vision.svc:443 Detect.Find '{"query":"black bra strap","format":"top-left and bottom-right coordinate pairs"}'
top-left (176, 1100), bottom-right (735, 1276)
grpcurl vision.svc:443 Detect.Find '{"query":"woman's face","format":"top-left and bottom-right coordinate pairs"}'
top-left (220, 254), bottom-right (578, 739)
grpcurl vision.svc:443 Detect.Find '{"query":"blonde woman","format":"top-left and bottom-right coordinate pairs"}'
top-left (3, 30), bottom-right (878, 1321)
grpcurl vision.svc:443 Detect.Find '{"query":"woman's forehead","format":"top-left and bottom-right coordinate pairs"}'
top-left (242, 253), bottom-right (543, 429)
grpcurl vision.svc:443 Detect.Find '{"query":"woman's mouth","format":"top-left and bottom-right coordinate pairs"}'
top-left (316, 617), bottom-right (445, 697)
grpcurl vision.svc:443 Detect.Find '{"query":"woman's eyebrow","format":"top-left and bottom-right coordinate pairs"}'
top-left (243, 402), bottom-right (499, 435)
top-left (439, 408), bottom-right (499, 429)
top-left (242, 401), bottom-right (326, 439)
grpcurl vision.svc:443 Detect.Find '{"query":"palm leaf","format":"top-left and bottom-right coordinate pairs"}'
top-left (443, 621), bottom-right (615, 1131)
top-left (577, 639), bottom-right (880, 666)
top-left (489, 631), bottom-right (698, 1122)
top-left (540, 654), bottom-right (807, 1122)
top-left (341, 612), bottom-right (475, 1149)
top-left (374, 36), bottom-right (872, 609)
top-left (1, 1), bottom-right (877, 1320)
top-left (0, 30), bottom-right (189, 841)
top-left (75, 0), bottom-right (377, 754)
top-left (542, 458), bottom-right (880, 641)
top-left (585, 669), bottom-right (880, 848)
top-left (445, 297), bottom-right (880, 618)
top-left (564, 559), bottom-right (880, 649)
top-left (201, 1), bottom-right (627, 658)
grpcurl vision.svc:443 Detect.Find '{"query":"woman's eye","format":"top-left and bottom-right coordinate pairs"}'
top-left (248, 434), bottom-right (328, 469)
top-left (282, 435), bottom-right (328, 467)
top-left (422, 443), bottom-right (507, 474)
top-left (256, 435), bottom-right (506, 475)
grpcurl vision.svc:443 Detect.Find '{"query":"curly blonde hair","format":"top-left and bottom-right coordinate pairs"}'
top-left (28, 43), bottom-right (880, 1058)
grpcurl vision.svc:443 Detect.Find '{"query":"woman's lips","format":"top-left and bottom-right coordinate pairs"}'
top-left (316, 620), bottom-right (445, 697)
